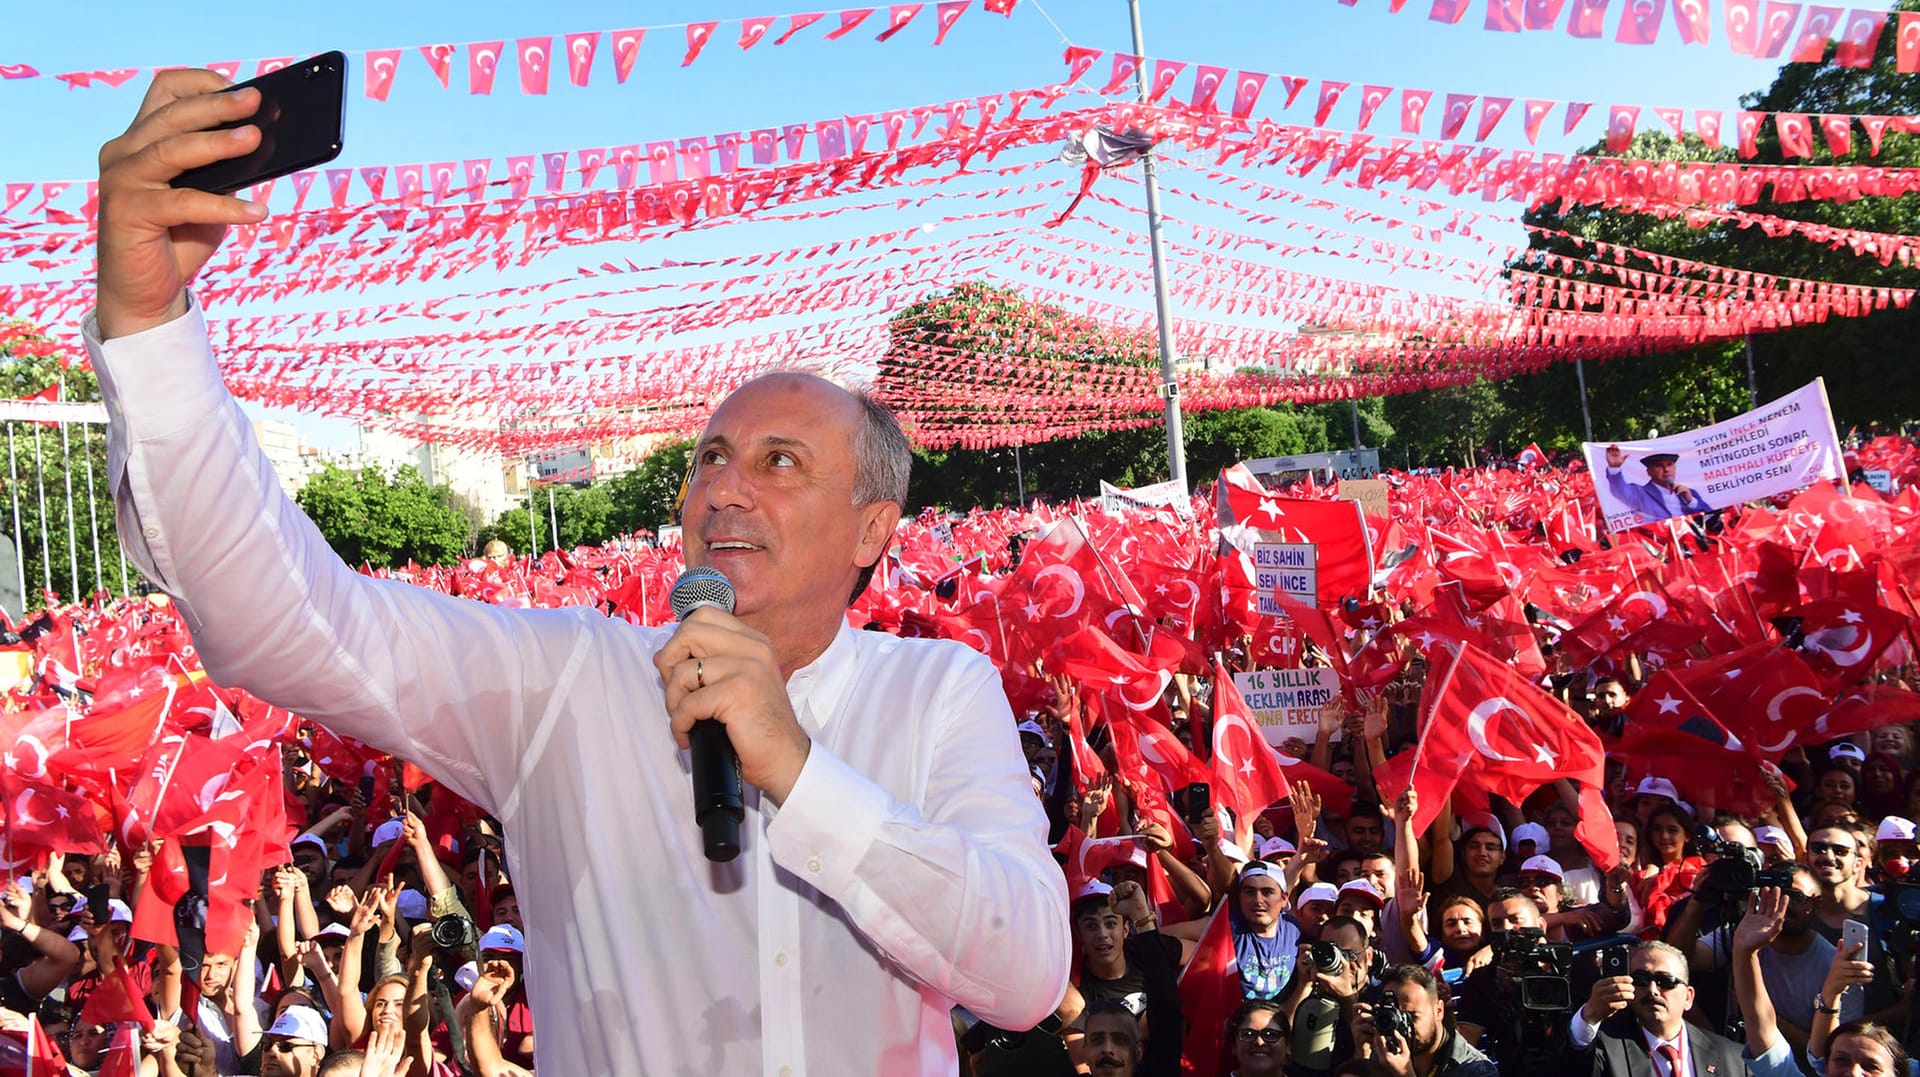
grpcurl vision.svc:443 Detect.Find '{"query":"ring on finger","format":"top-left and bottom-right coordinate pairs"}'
top-left (695, 659), bottom-right (705, 690)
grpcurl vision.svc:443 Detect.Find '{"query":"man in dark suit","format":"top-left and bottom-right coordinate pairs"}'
top-left (1570, 940), bottom-right (1750, 1077)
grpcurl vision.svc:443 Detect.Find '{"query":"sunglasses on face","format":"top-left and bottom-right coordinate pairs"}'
top-left (1809, 841), bottom-right (1858, 856)
top-left (1631, 970), bottom-right (1687, 991)
top-left (1238, 1027), bottom-right (1286, 1044)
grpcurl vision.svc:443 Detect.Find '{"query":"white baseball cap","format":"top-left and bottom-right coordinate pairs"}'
top-left (1518, 855), bottom-right (1564, 879)
top-left (1831, 742), bottom-right (1867, 763)
top-left (370, 819), bottom-right (406, 847)
top-left (265, 1005), bottom-right (328, 1046)
top-left (396, 889), bottom-right (429, 922)
top-left (106, 898), bottom-right (133, 925)
top-left (1754, 825), bottom-right (1793, 851)
top-left (1336, 879), bottom-right (1386, 908)
top-left (1297, 882), bottom-right (1340, 907)
top-left (290, 834), bottom-right (329, 855)
top-left (1878, 817), bottom-right (1918, 843)
top-left (1460, 812), bottom-right (1506, 850)
top-left (1016, 720), bottom-right (1052, 747)
top-left (1634, 776), bottom-right (1681, 802)
top-left (1258, 836), bottom-right (1297, 860)
top-left (1074, 879), bottom-right (1114, 902)
top-left (314, 922), bottom-right (352, 941)
top-left (1511, 822), bottom-right (1549, 851)
top-left (455, 960), bottom-right (480, 992)
top-left (478, 924), bottom-right (525, 954)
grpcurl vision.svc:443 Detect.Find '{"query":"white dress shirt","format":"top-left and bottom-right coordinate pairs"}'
top-left (86, 301), bottom-right (1071, 1076)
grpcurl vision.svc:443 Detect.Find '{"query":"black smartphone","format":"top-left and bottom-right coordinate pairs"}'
top-left (358, 773), bottom-right (376, 802)
top-left (1181, 782), bottom-right (1211, 826)
top-left (172, 52), bottom-right (347, 195)
top-left (1600, 942), bottom-right (1630, 979)
top-left (85, 883), bottom-right (112, 926)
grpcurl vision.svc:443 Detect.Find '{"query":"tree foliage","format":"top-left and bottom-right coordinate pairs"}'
top-left (0, 331), bottom-right (133, 610)
top-left (296, 462), bottom-right (470, 569)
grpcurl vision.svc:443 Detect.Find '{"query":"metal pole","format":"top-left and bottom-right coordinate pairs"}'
top-left (1013, 444), bottom-right (1026, 506)
top-left (1574, 359), bottom-right (1594, 442)
top-left (1743, 333), bottom-right (1759, 409)
top-left (81, 425), bottom-right (103, 594)
top-left (527, 487), bottom-right (537, 554)
top-left (57, 379), bottom-right (78, 598)
top-left (5, 425), bottom-right (25, 613)
top-left (1126, 0), bottom-right (1187, 489)
top-left (1350, 400), bottom-right (1363, 449)
top-left (547, 487), bottom-right (559, 553)
top-left (31, 424), bottom-right (50, 600)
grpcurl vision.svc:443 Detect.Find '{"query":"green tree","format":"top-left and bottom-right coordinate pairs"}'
top-left (0, 330), bottom-right (135, 610)
top-left (296, 462), bottom-right (469, 568)
top-left (605, 438), bottom-right (694, 534)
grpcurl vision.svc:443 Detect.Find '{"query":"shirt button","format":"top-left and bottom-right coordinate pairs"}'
top-left (774, 951), bottom-right (788, 968)
top-left (143, 526), bottom-right (159, 538)
top-left (779, 1068), bottom-right (792, 1077)
top-left (806, 856), bottom-right (822, 874)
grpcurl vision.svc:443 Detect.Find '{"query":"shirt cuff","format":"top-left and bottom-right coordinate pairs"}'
top-left (1570, 1007), bottom-right (1600, 1049)
top-left (765, 741), bottom-right (890, 899)
top-left (84, 294), bottom-right (231, 443)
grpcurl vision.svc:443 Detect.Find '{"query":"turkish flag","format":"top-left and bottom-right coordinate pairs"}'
top-left (563, 32), bottom-right (599, 85)
top-left (1567, 0), bottom-right (1611, 36)
top-left (682, 21), bottom-right (719, 65)
top-left (1430, 0), bottom-right (1473, 22)
top-left (1776, 112), bottom-right (1815, 158)
top-left (1726, 0), bottom-right (1762, 50)
top-left (78, 957), bottom-right (155, 1033)
top-left (1177, 905), bottom-right (1238, 1077)
top-left (1758, 1), bottom-right (1804, 56)
top-left (1790, 4), bottom-right (1843, 59)
top-left (1114, 712), bottom-right (1212, 793)
top-left (1230, 71), bottom-right (1268, 118)
top-left (610, 29), bottom-right (645, 81)
top-left (1526, 0), bottom-right (1569, 27)
top-left (0, 1015), bottom-right (69, 1074)
top-left (1486, 0), bottom-right (1525, 30)
top-left (1899, 12), bottom-right (1920, 71)
top-left (1793, 599), bottom-right (1908, 687)
top-left (1400, 88), bottom-right (1434, 134)
top-left (1210, 659), bottom-right (1292, 835)
top-left (1043, 626), bottom-right (1170, 713)
top-left (1673, 0), bottom-right (1712, 42)
top-left (1616, 0), bottom-right (1667, 41)
top-left (1559, 581), bottom-right (1675, 664)
top-left (466, 41), bottom-right (503, 94)
top-left (1606, 104), bottom-right (1640, 152)
top-left (1615, 672), bottom-right (1774, 811)
top-left (0, 771), bottom-right (104, 854)
top-left (515, 38), bottom-right (551, 94)
top-left (1399, 643), bottom-right (1618, 868)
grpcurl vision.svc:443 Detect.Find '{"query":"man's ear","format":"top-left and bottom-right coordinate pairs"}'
top-left (853, 500), bottom-right (902, 569)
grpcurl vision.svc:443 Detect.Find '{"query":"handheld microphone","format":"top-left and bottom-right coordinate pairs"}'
top-left (669, 566), bottom-right (744, 863)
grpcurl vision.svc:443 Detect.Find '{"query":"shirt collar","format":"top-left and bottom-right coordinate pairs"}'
top-left (785, 621), bottom-right (860, 732)
top-left (1642, 1023), bottom-right (1689, 1058)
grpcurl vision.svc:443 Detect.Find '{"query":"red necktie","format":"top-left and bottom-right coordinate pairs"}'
top-left (1656, 1042), bottom-right (1684, 1077)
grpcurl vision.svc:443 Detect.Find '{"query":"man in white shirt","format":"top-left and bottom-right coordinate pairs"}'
top-left (1570, 940), bottom-right (1749, 1077)
top-left (90, 69), bottom-right (1069, 1076)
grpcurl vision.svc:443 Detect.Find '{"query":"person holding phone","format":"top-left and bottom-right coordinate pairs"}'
top-left (89, 69), bottom-right (1068, 1077)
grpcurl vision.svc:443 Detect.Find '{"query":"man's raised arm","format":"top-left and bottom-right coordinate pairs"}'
top-left (90, 70), bottom-right (589, 814)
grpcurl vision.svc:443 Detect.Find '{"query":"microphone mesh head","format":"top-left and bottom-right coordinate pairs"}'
top-left (670, 567), bottom-right (736, 620)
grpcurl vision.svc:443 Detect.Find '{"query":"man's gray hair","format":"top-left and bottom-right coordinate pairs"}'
top-left (1633, 939), bottom-right (1690, 972)
top-left (850, 390), bottom-right (911, 507)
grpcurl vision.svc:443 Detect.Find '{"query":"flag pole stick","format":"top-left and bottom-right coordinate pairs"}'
top-left (6, 423), bottom-right (25, 616)
top-left (58, 379), bottom-right (78, 600)
top-left (32, 423), bottom-right (50, 601)
top-left (82, 424), bottom-right (103, 596)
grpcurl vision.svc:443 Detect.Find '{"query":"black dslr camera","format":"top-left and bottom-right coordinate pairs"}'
top-left (1373, 993), bottom-right (1414, 1050)
top-left (1690, 827), bottom-right (1795, 909)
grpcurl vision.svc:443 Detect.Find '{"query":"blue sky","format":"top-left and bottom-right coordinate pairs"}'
top-left (0, 0), bottom-right (1817, 453)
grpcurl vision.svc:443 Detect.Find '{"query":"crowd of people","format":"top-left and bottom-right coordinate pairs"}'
top-left (2, 435), bottom-right (1920, 1076)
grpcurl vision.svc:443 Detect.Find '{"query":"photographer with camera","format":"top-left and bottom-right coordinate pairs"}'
top-left (1352, 965), bottom-right (1497, 1077)
top-left (1571, 941), bottom-right (1746, 1077)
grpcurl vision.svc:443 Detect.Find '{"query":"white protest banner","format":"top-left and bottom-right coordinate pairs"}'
top-left (1252, 543), bottom-right (1316, 617)
top-left (1234, 668), bottom-right (1342, 746)
top-left (1582, 378), bottom-right (1844, 534)
top-left (1099, 478), bottom-right (1193, 517)
top-left (1865, 470), bottom-right (1893, 494)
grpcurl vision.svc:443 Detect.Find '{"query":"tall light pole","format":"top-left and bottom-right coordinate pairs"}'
top-left (1126, 0), bottom-right (1188, 489)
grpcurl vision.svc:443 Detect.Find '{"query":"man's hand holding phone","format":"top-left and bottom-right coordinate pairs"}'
top-left (96, 71), bottom-right (270, 340)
